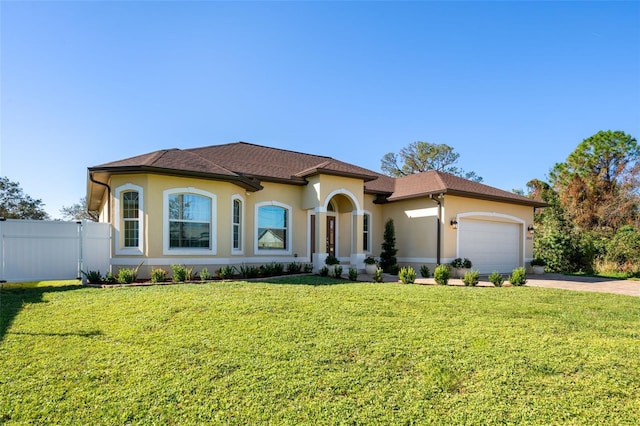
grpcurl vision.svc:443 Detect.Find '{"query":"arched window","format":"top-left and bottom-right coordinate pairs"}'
top-left (255, 202), bottom-right (291, 254)
top-left (363, 212), bottom-right (371, 252)
top-left (115, 184), bottom-right (144, 255)
top-left (231, 195), bottom-right (244, 254)
top-left (163, 188), bottom-right (216, 254)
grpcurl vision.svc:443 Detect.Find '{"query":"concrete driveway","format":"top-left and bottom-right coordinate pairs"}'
top-left (399, 273), bottom-right (640, 297)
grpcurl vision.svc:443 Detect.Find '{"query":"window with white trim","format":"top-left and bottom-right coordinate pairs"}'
top-left (232, 195), bottom-right (243, 253)
top-left (163, 188), bottom-right (216, 254)
top-left (363, 212), bottom-right (371, 252)
top-left (123, 191), bottom-right (139, 247)
top-left (115, 184), bottom-right (144, 255)
top-left (256, 202), bottom-right (291, 253)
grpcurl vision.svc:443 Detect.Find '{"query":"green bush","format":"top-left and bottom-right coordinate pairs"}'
top-left (171, 264), bottom-right (187, 282)
top-left (117, 268), bottom-right (137, 284)
top-left (434, 265), bottom-right (450, 285)
top-left (150, 268), bottom-right (167, 283)
top-left (348, 267), bottom-right (358, 281)
top-left (530, 258), bottom-right (546, 267)
top-left (218, 265), bottom-right (236, 280)
top-left (419, 265), bottom-right (430, 278)
top-left (104, 271), bottom-right (117, 284)
top-left (488, 271), bottom-right (504, 287)
top-left (379, 219), bottom-right (398, 272)
top-left (605, 225), bottom-right (640, 272)
top-left (303, 263), bottom-right (314, 273)
top-left (199, 267), bottom-right (211, 281)
top-left (287, 262), bottom-right (302, 274)
top-left (325, 255), bottom-right (340, 265)
top-left (508, 267), bottom-right (527, 286)
top-left (399, 266), bottom-right (417, 284)
top-left (81, 270), bottom-right (102, 284)
top-left (333, 265), bottom-right (343, 279)
top-left (462, 269), bottom-right (480, 287)
top-left (451, 258), bottom-right (472, 268)
top-left (319, 266), bottom-right (329, 277)
top-left (373, 267), bottom-right (384, 283)
top-left (238, 264), bottom-right (260, 279)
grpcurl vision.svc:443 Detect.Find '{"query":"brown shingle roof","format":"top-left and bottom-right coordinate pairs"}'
top-left (389, 170), bottom-right (545, 207)
top-left (89, 142), bottom-right (544, 207)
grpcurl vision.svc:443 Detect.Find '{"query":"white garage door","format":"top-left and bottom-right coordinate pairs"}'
top-left (458, 219), bottom-right (520, 273)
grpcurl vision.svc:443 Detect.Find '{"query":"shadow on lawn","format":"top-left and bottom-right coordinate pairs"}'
top-left (0, 285), bottom-right (85, 344)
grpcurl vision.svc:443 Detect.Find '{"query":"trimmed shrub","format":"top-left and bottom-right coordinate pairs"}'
top-left (319, 266), bottom-right (329, 277)
top-left (333, 265), bottom-right (343, 279)
top-left (508, 267), bottom-right (527, 286)
top-left (303, 263), bottom-right (314, 273)
top-left (379, 219), bottom-right (398, 273)
top-left (218, 265), bottom-right (236, 280)
top-left (451, 258), bottom-right (472, 269)
top-left (150, 268), bottom-right (167, 283)
top-left (287, 262), bottom-right (302, 274)
top-left (434, 265), bottom-right (450, 285)
top-left (199, 267), bottom-right (211, 281)
top-left (348, 267), bottom-right (358, 281)
top-left (399, 266), bottom-right (417, 284)
top-left (373, 267), bottom-right (384, 283)
top-left (117, 268), bottom-right (137, 284)
top-left (171, 264), bottom-right (187, 282)
top-left (462, 269), bottom-right (480, 287)
top-left (419, 265), bottom-right (430, 278)
top-left (488, 271), bottom-right (504, 287)
top-left (325, 255), bottom-right (340, 265)
top-left (238, 264), bottom-right (260, 279)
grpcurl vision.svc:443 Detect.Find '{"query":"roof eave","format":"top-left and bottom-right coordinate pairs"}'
top-left (88, 166), bottom-right (264, 192)
top-left (386, 189), bottom-right (547, 207)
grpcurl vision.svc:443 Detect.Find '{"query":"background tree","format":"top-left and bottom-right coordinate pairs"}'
top-left (0, 176), bottom-right (49, 220)
top-left (380, 141), bottom-right (483, 182)
top-left (549, 130), bottom-right (639, 231)
top-left (379, 218), bottom-right (398, 273)
top-left (60, 196), bottom-right (100, 222)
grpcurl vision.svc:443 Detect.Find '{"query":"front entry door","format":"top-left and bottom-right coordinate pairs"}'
top-left (326, 216), bottom-right (336, 256)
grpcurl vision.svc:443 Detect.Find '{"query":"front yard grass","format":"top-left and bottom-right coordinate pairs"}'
top-left (1, 278), bottom-right (639, 424)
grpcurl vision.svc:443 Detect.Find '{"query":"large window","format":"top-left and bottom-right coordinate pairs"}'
top-left (256, 202), bottom-right (291, 253)
top-left (363, 212), bottom-right (371, 252)
top-left (163, 188), bottom-right (216, 254)
top-left (232, 196), bottom-right (243, 253)
top-left (115, 184), bottom-right (143, 255)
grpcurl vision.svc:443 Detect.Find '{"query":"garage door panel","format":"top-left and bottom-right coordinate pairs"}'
top-left (459, 220), bottom-right (520, 274)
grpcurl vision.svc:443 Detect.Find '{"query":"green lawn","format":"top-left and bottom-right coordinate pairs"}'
top-left (1, 276), bottom-right (639, 424)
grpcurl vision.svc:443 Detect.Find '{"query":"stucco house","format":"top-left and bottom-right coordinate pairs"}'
top-left (87, 142), bottom-right (544, 278)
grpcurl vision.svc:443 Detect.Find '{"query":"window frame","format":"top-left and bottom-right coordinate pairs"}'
top-left (114, 184), bottom-right (144, 256)
top-left (163, 188), bottom-right (217, 255)
top-left (231, 194), bottom-right (244, 255)
top-left (363, 211), bottom-right (372, 254)
top-left (255, 201), bottom-right (292, 255)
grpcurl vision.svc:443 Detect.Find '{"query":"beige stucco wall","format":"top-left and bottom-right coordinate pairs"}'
top-left (385, 194), bottom-right (535, 271)
top-left (99, 172), bottom-right (534, 277)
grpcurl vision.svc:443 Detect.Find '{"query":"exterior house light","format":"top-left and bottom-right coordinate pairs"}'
top-left (450, 219), bottom-right (458, 229)
top-left (527, 225), bottom-right (535, 234)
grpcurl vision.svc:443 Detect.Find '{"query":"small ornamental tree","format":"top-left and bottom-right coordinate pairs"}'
top-left (379, 219), bottom-right (398, 273)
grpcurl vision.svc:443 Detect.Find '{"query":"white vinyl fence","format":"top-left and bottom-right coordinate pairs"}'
top-left (0, 219), bottom-right (110, 283)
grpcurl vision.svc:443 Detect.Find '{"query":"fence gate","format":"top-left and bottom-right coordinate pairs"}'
top-left (0, 219), bottom-right (111, 283)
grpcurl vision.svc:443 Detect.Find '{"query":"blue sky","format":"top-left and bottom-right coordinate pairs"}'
top-left (1, 1), bottom-right (638, 219)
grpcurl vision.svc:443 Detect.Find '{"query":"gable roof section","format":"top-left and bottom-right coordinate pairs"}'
top-left (389, 170), bottom-right (545, 207)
